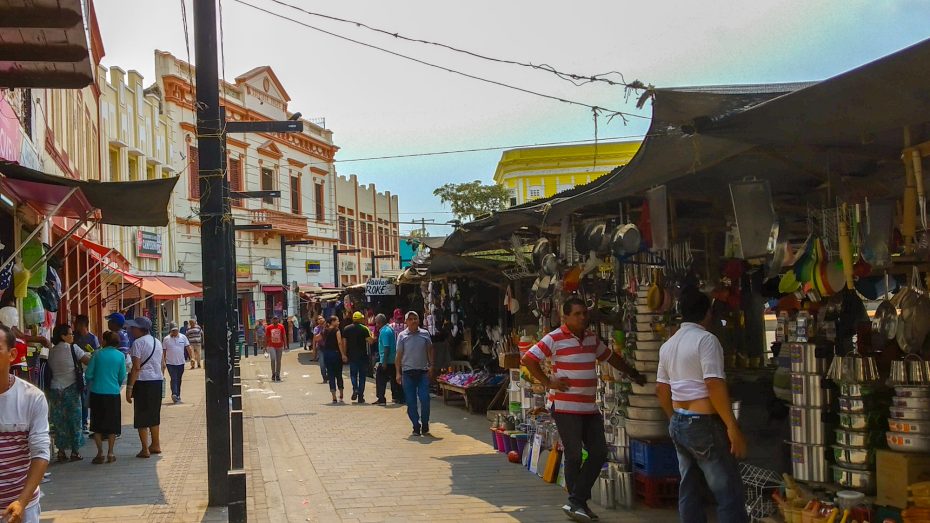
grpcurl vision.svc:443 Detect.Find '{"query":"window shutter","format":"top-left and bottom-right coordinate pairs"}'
top-left (188, 146), bottom-right (200, 199)
top-left (229, 157), bottom-right (242, 206)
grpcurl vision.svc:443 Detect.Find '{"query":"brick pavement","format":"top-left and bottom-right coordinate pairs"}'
top-left (39, 349), bottom-right (682, 522)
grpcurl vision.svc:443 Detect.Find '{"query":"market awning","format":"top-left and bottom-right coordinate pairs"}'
top-left (129, 275), bottom-right (202, 300)
top-left (0, 178), bottom-right (97, 219)
top-left (0, 162), bottom-right (180, 226)
top-left (261, 285), bottom-right (285, 293)
top-left (298, 283), bottom-right (323, 293)
top-left (52, 224), bottom-right (131, 270)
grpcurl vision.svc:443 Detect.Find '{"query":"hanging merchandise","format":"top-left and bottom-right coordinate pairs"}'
top-left (729, 179), bottom-right (776, 259)
top-left (861, 199), bottom-right (893, 269)
top-left (22, 289), bottom-right (45, 326)
top-left (0, 260), bottom-right (12, 292)
top-left (21, 240), bottom-right (47, 288)
top-left (12, 262), bottom-right (29, 299)
top-left (647, 185), bottom-right (668, 251)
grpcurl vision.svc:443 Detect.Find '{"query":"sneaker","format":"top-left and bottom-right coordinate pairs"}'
top-left (171, 395), bottom-right (179, 403)
top-left (357, 397), bottom-right (366, 404)
top-left (374, 399), bottom-right (387, 405)
top-left (411, 427), bottom-right (421, 437)
top-left (581, 503), bottom-right (599, 521)
top-left (422, 423), bottom-right (430, 436)
top-left (562, 502), bottom-right (592, 523)
top-left (351, 391), bottom-right (358, 401)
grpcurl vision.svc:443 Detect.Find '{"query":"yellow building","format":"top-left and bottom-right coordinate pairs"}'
top-left (494, 141), bottom-right (640, 206)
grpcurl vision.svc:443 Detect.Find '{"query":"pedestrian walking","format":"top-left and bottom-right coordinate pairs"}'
top-left (522, 296), bottom-right (646, 522)
top-left (265, 317), bottom-right (287, 382)
top-left (301, 316), bottom-right (314, 351)
top-left (342, 311), bottom-right (374, 404)
top-left (656, 288), bottom-right (747, 523)
top-left (47, 323), bottom-right (91, 463)
top-left (312, 316), bottom-right (328, 383)
top-left (374, 314), bottom-right (403, 405)
top-left (73, 314), bottom-right (99, 434)
top-left (395, 311), bottom-right (434, 436)
top-left (254, 319), bottom-right (266, 357)
top-left (185, 320), bottom-right (203, 369)
top-left (84, 331), bottom-right (127, 465)
top-left (162, 324), bottom-right (190, 403)
top-left (125, 317), bottom-right (164, 459)
top-left (0, 325), bottom-right (50, 523)
top-left (322, 316), bottom-right (346, 403)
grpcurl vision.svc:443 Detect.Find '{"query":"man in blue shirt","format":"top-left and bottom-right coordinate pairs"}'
top-left (106, 313), bottom-right (131, 356)
top-left (74, 314), bottom-right (99, 434)
top-left (374, 314), bottom-right (403, 405)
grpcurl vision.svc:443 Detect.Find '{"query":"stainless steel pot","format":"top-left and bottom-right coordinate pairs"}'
top-left (615, 468), bottom-right (634, 509)
top-left (627, 394), bottom-right (661, 409)
top-left (838, 396), bottom-right (869, 414)
top-left (790, 343), bottom-right (827, 374)
top-left (887, 431), bottom-right (930, 453)
top-left (633, 340), bottom-right (663, 351)
top-left (839, 383), bottom-right (873, 398)
top-left (790, 406), bottom-right (825, 444)
top-left (631, 382), bottom-right (657, 395)
top-left (632, 330), bottom-right (661, 342)
top-left (791, 442), bottom-right (828, 482)
top-left (838, 412), bottom-right (871, 431)
top-left (895, 386), bottom-right (930, 398)
top-left (792, 374), bottom-right (829, 407)
top-left (891, 396), bottom-right (930, 409)
top-left (889, 407), bottom-right (930, 421)
top-left (631, 349), bottom-right (660, 362)
top-left (633, 360), bottom-right (658, 372)
top-left (625, 406), bottom-right (667, 421)
top-left (623, 418), bottom-right (668, 439)
top-left (833, 465), bottom-right (875, 494)
top-left (907, 355), bottom-right (930, 384)
top-left (890, 360), bottom-right (908, 386)
top-left (834, 429), bottom-right (869, 447)
top-left (888, 418), bottom-right (930, 434)
top-left (832, 445), bottom-right (874, 470)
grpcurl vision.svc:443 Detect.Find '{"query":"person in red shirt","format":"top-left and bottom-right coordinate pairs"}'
top-left (264, 317), bottom-right (288, 382)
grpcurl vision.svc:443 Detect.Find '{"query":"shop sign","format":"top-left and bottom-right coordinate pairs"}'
top-left (236, 262), bottom-right (251, 279)
top-left (135, 230), bottom-right (162, 259)
top-left (0, 97), bottom-right (22, 163)
top-left (340, 259), bottom-right (356, 272)
top-left (265, 258), bottom-right (283, 271)
top-left (365, 278), bottom-right (396, 296)
top-left (305, 260), bottom-right (321, 273)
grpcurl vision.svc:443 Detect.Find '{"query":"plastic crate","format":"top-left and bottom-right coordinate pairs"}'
top-left (630, 439), bottom-right (679, 477)
top-left (633, 473), bottom-right (679, 508)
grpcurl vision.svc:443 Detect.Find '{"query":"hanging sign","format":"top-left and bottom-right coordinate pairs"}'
top-left (305, 260), bottom-right (321, 273)
top-left (265, 258), bottom-right (283, 271)
top-left (364, 278), bottom-right (396, 296)
top-left (136, 230), bottom-right (162, 259)
top-left (236, 262), bottom-right (252, 279)
top-left (340, 259), bottom-right (356, 272)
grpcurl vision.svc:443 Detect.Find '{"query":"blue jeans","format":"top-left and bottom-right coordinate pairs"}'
top-left (167, 364), bottom-right (185, 400)
top-left (402, 370), bottom-right (430, 430)
top-left (322, 350), bottom-right (344, 392)
top-left (669, 413), bottom-right (748, 523)
top-left (349, 358), bottom-right (368, 398)
top-left (81, 387), bottom-right (90, 430)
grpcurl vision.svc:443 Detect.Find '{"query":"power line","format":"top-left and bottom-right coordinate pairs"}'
top-left (229, 0), bottom-right (649, 121)
top-left (260, 0), bottom-right (650, 91)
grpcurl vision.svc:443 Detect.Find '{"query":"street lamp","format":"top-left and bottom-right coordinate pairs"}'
top-left (333, 246), bottom-right (361, 287)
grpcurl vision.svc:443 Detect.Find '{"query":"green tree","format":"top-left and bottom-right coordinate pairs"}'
top-left (433, 180), bottom-right (509, 221)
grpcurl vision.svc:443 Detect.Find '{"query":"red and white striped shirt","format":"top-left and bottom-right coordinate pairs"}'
top-left (525, 325), bottom-right (610, 414)
top-left (0, 375), bottom-right (50, 510)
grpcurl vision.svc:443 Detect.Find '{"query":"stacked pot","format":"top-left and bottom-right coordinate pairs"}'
top-left (621, 289), bottom-right (668, 441)
top-left (887, 355), bottom-right (930, 454)
top-left (787, 342), bottom-right (832, 483)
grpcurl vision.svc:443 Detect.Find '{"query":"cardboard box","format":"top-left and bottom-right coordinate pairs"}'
top-left (876, 449), bottom-right (930, 509)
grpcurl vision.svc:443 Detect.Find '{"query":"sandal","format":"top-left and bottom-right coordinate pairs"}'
top-left (107, 455), bottom-right (117, 463)
top-left (135, 451), bottom-right (150, 459)
top-left (57, 450), bottom-right (68, 463)
top-left (69, 453), bottom-right (83, 462)
top-left (92, 456), bottom-right (105, 465)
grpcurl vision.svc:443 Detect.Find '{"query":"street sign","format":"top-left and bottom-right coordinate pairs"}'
top-left (365, 278), bottom-right (396, 296)
top-left (305, 260), bottom-right (320, 273)
top-left (136, 230), bottom-right (162, 258)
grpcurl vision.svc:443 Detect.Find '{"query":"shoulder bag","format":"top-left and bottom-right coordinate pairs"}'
top-left (70, 344), bottom-right (86, 394)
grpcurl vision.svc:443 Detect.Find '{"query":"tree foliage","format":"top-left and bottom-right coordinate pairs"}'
top-left (433, 180), bottom-right (509, 222)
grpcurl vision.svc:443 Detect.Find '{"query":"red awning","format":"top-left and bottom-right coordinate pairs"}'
top-left (0, 179), bottom-right (97, 219)
top-left (135, 276), bottom-right (202, 300)
top-left (53, 224), bottom-right (131, 270)
top-left (261, 285), bottom-right (284, 293)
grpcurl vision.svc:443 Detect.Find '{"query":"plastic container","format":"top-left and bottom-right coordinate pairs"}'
top-left (633, 473), bottom-right (679, 508)
top-left (490, 429), bottom-right (499, 451)
top-left (630, 438), bottom-right (679, 477)
top-left (512, 433), bottom-right (528, 457)
top-left (494, 430), bottom-right (507, 453)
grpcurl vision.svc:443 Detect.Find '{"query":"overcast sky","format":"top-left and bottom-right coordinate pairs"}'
top-left (94, 0), bottom-right (930, 235)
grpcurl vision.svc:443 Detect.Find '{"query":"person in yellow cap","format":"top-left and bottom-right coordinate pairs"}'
top-left (342, 311), bottom-right (374, 403)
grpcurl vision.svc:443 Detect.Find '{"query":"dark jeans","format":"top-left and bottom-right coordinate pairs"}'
top-left (167, 364), bottom-right (185, 400)
top-left (402, 370), bottom-right (430, 430)
top-left (551, 411), bottom-right (607, 506)
top-left (375, 363), bottom-right (403, 402)
top-left (81, 387), bottom-right (89, 430)
top-left (318, 348), bottom-right (328, 381)
top-left (669, 413), bottom-right (748, 523)
top-left (322, 350), bottom-right (344, 392)
top-left (348, 358), bottom-right (368, 398)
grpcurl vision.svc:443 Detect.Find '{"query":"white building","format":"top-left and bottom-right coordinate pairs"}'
top-left (335, 174), bottom-right (400, 286)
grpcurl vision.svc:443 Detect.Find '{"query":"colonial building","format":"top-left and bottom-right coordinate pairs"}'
top-left (153, 51), bottom-right (342, 332)
top-left (334, 174), bottom-right (400, 286)
top-left (494, 141), bottom-right (640, 206)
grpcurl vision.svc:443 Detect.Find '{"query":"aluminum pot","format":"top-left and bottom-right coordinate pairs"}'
top-left (889, 407), bottom-right (930, 421)
top-left (838, 396), bottom-right (870, 414)
top-left (623, 418), bottom-right (669, 439)
top-left (890, 359), bottom-right (909, 386)
top-left (614, 468), bottom-right (634, 509)
top-left (834, 429), bottom-right (869, 448)
top-left (790, 343), bottom-right (827, 374)
top-left (632, 382), bottom-right (658, 395)
top-left (627, 393), bottom-right (661, 409)
top-left (792, 374), bottom-right (829, 407)
top-left (832, 445), bottom-right (874, 470)
top-left (633, 360), bottom-right (658, 372)
top-left (791, 442), bottom-right (828, 482)
top-left (632, 330), bottom-right (661, 342)
top-left (633, 340), bottom-right (663, 351)
top-left (906, 355), bottom-right (930, 384)
top-left (886, 431), bottom-right (930, 453)
top-left (832, 465), bottom-right (875, 494)
top-left (895, 386), bottom-right (930, 398)
top-left (888, 418), bottom-right (930, 434)
top-left (790, 406), bottom-right (825, 444)
top-left (891, 396), bottom-right (930, 410)
top-left (840, 383), bottom-right (873, 398)
top-left (838, 412), bottom-right (871, 431)
top-left (625, 406), bottom-right (667, 421)
top-left (631, 349), bottom-right (660, 362)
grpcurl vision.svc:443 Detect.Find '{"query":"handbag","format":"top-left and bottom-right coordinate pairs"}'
top-left (70, 344), bottom-right (86, 394)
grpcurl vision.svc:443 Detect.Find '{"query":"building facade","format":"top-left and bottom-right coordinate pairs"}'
top-left (334, 174), bottom-right (400, 286)
top-left (494, 141), bottom-right (640, 206)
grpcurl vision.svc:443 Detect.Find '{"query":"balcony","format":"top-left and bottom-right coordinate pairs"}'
top-left (249, 208), bottom-right (308, 239)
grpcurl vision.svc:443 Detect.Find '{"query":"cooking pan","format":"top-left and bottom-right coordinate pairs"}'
top-left (532, 238), bottom-right (551, 270)
top-left (611, 223), bottom-right (641, 258)
top-left (541, 253), bottom-right (560, 277)
top-left (575, 223), bottom-right (597, 254)
top-left (587, 223), bottom-right (608, 255)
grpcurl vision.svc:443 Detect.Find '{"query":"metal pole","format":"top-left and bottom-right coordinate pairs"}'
top-left (194, 0), bottom-right (230, 507)
top-left (333, 244), bottom-right (339, 287)
top-left (280, 234), bottom-right (288, 316)
top-left (371, 252), bottom-right (375, 278)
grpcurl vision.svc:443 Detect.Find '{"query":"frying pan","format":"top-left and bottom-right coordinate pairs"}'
top-left (611, 223), bottom-right (642, 258)
top-left (532, 238), bottom-right (551, 270)
top-left (575, 223), bottom-right (598, 254)
top-left (587, 223), bottom-right (608, 255)
top-left (541, 253), bottom-right (560, 277)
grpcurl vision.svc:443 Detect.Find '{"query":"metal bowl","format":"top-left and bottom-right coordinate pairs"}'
top-left (622, 418), bottom-right (668, 439)
top-left (627, 394), bottom-right (661, 409)
top-left (631, 330), bottom-right (661, 342)
top-left (625, 406), bottom-right (667, 421)
top-left (834, 429), bottom-right (869, 447)
top-left (895, 386), bottom-right (930, 398)
top-left (832, 445), bottom-right (874, 470)
top-left (839, 383), bottom-right (873, 398)
top-left (633, 340), bottom-right (663, 351)
top-left (838, 412), bottom-right (870, 431)
top-left (633, 360), bottom-right (658, 372)
top-left (891, 396), bottom-right (930, 409)
top-left (832, 465), bottom-right (875, 493)
top-left (886, 431), bottom-right (930, 453)
top-left (889, 407), bottom-right (930, 421)
top-left (631, 349), bottom-right (660, 362)
top-left (888, 418), bottom-right (930, 434)
top-left (838, 396), bottom-right (870, 414)
top-left (631, 382), bottom-right (657, 395)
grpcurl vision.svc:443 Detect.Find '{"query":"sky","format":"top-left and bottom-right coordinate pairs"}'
top-left (94, 0), bottom-right (930, 235)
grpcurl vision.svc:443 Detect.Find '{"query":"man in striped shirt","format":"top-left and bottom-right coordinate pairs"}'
top-left (522, 296), bottom-right (645, 523)
top-left (0, 325), bottom-right (50, 523)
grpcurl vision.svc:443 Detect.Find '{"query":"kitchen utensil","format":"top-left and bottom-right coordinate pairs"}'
top-left (790, 406), bottom-right (825, 443)
top-left (541, 253), bottom-right (560, 276)
top-left (625, 406), bottom-right (667, 421)
top-left (627, 394), bottom-right (661, 408)
top-left (896, 386), bottom-right (930, 398)
top-left (611, 223), bottom-right (641, 258)
top-left (631, 382), bottom-right (657, 395)
top-left (874, 297), bottom-right (899, 341)
top-left (633, 340), bottom-right (662, 351)
top-left (729, 179), bottom-right (776, 259)
top-left (832, 445), bottom-right (874, 470)
top-left (838, 412), bottom-right (871, 431)
top-left (791, 442), bottom-right (828, 482)
top-left (827, 356), bottom-right (845, 382)
top-left (632, 361), bottom-right (658, 372)
top-left (890, 360), bottom-right (909, 386)
top-left (887, 431), bottom-right (930, 453)
top-left (631, 330), bottom-right (661, 342)
top-left (631, 349), bottom-right (660, 362)
top-left (836, 491), bottom-right (865, 511)
top-left (838, 396), bottom-right (870, 414)
top-left (623, 418), bottom-right (668, 439)
top-left (890, 407), bottom-right (930, 420)
top-left (888, 418), bottom-right (930, 434)
top-left (834, 429), bottom-right (870, 448)
top-left (892, 396), bottom-right (930, 409)
top-left (792, 374), bottom-right (830, 407)
top-left (832, 466), bottom-right (875, 493)
top-left (906, 354), bottom-right (930, 384)
top-left (838, 204), bottom-right (855, 290)
top-left (839, 383), bottom-right (873, 398)
top-left (790, 343), bottom-right (827, 374)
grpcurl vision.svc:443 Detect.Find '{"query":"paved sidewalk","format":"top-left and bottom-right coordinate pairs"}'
top-left (40, 349), bottom-right (681, 522)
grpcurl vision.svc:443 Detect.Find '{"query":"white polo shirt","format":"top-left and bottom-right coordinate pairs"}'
top-left (656, 322), bottom-right (726, 402)
top-left (162, 334), bottom-right (190, 366)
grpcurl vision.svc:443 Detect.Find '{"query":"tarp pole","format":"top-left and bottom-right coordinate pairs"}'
top-left (27, 213), bottom-right (97, 274)
top-left (0, 187), bottom-right (79, 270)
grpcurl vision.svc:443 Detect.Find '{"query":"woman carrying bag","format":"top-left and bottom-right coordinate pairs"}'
top-left (47, 324), bottom-right (91, 462)
top-left (124, 317), bottom-right (164, 459)
top-left (84, 330), bottom-right (127, 464)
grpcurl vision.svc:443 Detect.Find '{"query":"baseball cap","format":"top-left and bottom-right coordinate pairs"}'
top-left (405, 311), bottom-right (419, 320)
top-left (106, 312), bottom-right (126, 327)
top-left (125, 317), bottom-right (153, 331)
top-left (352, 311), bottom-right (364, 321)
top-left (168, 322), bottom-right (179, 331)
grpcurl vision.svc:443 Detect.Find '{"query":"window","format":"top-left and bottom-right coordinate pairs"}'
top-left (128, 156), bottom-right (138, 182)
top-left (528, 186), bottom-right (543, 199)
top-left (290, 175), bottom-right (301, 215)
top-left (109, 148), bottom-right (120, 182)
top-left (509, 188), bottom-right (518, 207)
top-left (367, 223), bottom-right (374, 250)
top-left (347, 219), bottom-right (356, 246)
top-left (229, 157), bottom-right (243, 206)
top-left (314, 183), bottom-right (325, 221)
top-left (146, 164), bottom-right (155, 180)
top-left (261, 167), bottom-right (274, 204)
top-left (338, 216), bottom-right (347, 244)
top-left (188, 146), bottom-right (199, 199)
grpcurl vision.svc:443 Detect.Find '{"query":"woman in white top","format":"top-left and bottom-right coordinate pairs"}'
top-left (47, 323), bottom-right (91, 462)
